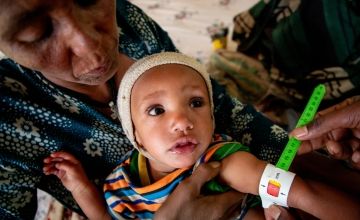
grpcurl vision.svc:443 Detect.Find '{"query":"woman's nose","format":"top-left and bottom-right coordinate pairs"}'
top-left (59, 10), bottom-right (102, 60)
top-left (63, 17), bottom-right (105, 77)
top-left (67, 24), bottom-right (101, 58)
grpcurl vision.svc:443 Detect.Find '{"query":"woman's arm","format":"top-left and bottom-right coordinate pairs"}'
top-left (219, 151), bottom-right (360, 219)
top-left (43, 152), bottom-right (111, 220)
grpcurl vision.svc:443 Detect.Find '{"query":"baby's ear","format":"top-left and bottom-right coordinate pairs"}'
top-left (134, 130), bottom-right (149, 153)
top-left (134, 129), bottom-right (143, 146)
top-left (211, 114), bottom-right (216, 133)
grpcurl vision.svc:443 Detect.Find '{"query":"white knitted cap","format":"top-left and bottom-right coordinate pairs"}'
top-left (117, 52), bottom-right (214, 151)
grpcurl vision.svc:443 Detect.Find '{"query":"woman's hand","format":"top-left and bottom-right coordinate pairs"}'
top-left (291, 96), bottom-right (360, 169)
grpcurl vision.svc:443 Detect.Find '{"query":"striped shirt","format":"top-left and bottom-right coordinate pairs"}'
top-left (104, 135), bottom-right (258, 219)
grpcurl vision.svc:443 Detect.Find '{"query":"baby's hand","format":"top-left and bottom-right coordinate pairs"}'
top-left (43, 151), bottom-right (90, 193)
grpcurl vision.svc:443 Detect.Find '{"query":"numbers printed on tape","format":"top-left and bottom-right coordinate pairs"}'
top-left (276, 84), bottom-right (326, 171)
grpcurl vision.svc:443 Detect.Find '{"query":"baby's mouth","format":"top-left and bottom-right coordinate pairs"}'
top-left (169, 137), bottom-right (198, 154)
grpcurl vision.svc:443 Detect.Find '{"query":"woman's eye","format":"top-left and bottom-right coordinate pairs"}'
top-left (190, 98), bottom-right (204, 108)
top-left (148, 106), bottom-right (165, 116)
top-left (75, 0), bottom-right (98, 7)
top-left (17, 20), bottom-right (52, 44)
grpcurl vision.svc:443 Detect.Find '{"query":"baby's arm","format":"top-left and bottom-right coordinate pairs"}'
top-left (219, 151), bottom-right (360, 219)
top-left (43, 152), bottom-right (111, 220)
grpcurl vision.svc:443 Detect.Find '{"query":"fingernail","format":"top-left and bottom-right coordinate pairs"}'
top-left (270, 206), bottom-right (281, 220)
top-left (275, 212), bottom-right (281, 220)
top-left (352, 153), bottom-right (360, 163)
top-left (292, 127), bottom-right (308, 138)
top-left (328, 145), bottom-right (340, 155)
top-left (209, 161), bottom-right (220, 168)
top-left (272, 211), bottom-right (281, 220)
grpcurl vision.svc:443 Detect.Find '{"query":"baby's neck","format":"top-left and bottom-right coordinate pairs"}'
top-left (149, 167), bottom-right (172, 182)
top-left (148, 161), bottom-right (177, 182)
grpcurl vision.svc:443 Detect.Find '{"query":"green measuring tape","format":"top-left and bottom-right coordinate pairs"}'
top-left (276, 84), bottom-right (326, 171)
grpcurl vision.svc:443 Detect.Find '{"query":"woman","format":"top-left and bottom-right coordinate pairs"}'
top-left (0, 0), bottom-right (287, 219)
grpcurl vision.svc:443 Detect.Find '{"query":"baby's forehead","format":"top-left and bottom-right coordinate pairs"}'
top-left (134, 64), bottom-right (204, 86)
top-left (145, 63), bottom-right (200, 72)
top-left (140, 63), bottom-right (203, 80)
top-left (131, 63), bottom-right (208, 94)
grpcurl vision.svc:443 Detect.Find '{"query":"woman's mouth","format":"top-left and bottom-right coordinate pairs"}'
top-left (77, 60), bottom-right (111, 80)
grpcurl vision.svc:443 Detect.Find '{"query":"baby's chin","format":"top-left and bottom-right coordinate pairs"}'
top-left (167, 157), bottom-right (200, 170)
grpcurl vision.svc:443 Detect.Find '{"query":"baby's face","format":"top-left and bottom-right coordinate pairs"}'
top-left (131, 64), bottom-right (213, 173)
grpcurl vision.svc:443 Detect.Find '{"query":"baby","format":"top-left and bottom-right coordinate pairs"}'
top-left (44, 52), bottom-right (360, 220)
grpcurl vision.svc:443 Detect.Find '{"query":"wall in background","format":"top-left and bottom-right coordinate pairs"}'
top-left (129, 0), bottom-right (258, 62)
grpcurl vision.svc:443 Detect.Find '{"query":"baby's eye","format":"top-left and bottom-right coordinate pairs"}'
top-left (148, 106), bottom-right (165, 116)
top-left (190, 97), bottom-right (204, 108)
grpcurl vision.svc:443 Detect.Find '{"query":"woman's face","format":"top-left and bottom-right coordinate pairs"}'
top-left (0, 0), bottom-right (120, 86)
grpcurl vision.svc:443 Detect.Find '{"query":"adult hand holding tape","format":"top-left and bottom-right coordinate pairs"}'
top-left (291, 95), bottom-right (360, 170)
